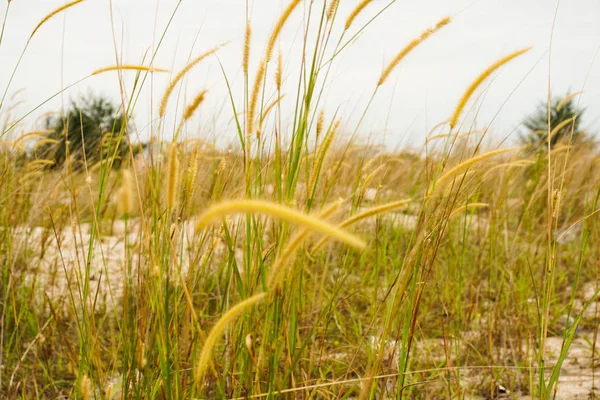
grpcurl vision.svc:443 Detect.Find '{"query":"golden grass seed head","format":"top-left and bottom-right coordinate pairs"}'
top-left (243, 21), bottom-right (252, 75)
top-left (117, 169), bottom-right (135, 217)
top-left (195, 293), bottom-right (267, 385)
top-left (91, 65), bottom-right (169, 75)
top-left (548, 116), bottom-right (577, 143)
top-left (275, 51), bottom-right (283, 91)
top-left (183, 90), bottom-right (208, 121)
top-left (308, 119), bottom-right (340, 193)
top-left (184, 148), bottom-right (199, 209)
top-left (552, 189), bottom-right (562, 219)
top-left (80, 374), bottom-right (92, 400)
top-left (166, 142), bottom-right (180, 210)
top-left (345, 0), bottom-right (374, 30)
top-left (557, 91), bottom-right (583, 111)
top-left (248, 60), bottom-right (266, 137)
top-left (195, 199), bottom-right (365, 249)
top-left (31, 0), bottom-right (85, 39)
top-left (265, 0), bottom-right (301, 62)
top-left (327, 0), bottom-right (340, 20)
top-left (159, 43), bottom-right (225, 118)
top-left (316, 110), bottom-right (325, 141)
top-left (449, 47), bottom-right (532, 129)
top-left (449, 203), bottom-right (489, 219)
top-left (247, 0), bottom-right (299, 138)
top-left (378, 17), bottom-right (451, 86)
top-left (435, 147), bottom-right (520, 189)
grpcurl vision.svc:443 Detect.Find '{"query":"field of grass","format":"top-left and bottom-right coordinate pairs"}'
top-left (1, 1), bottom-right (600, 399)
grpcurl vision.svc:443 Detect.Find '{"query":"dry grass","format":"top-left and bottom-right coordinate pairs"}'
top-left (1, 2), bottom-right (598, 399)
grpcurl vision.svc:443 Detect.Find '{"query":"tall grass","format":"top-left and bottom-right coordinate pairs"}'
top-left (1, 1), bottom-right (599, 399)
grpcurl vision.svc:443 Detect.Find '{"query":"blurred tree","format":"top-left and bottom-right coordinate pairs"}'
top-left (37, 94), bottom-right (138, 169)
top-left (519, 95), bottom-right (585, 151)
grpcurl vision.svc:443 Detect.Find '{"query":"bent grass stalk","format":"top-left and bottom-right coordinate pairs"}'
top-left (448, 203), bottom-right (489, 220)
top-left (248, 0), bottom-right (301, 137)
top-left (449, 47), bottom-right (532, 129)
top-left (308, 119), bottom-right (340, 195)
top-left (548, 116), bottom-right (577, 142)
top-left (434, 147), bottom-right (520, 189)
top-left (159, 43), bottom-right (226, 117)
top-left (91, 65), bottom-right (169, 75)
top-left (265, 0), bottom-right (301, 62)
top-left (345, 0), bottom-right (375, 30)
top-left (30, 0), bottom-right (85, 39)
top-left (557, 91), bottom-right (583, 111)
top-left (260, 94), bottom-right (286, 124)
top-left (182, 90), bottom-right (208, 121)
top-left (194, 292), bottom-right (267, 385)
top-left (378, 17), bottom-right (451, 86)
top-left (267, 199), bottom-right (343, 288)
top-left (195, 199), bottom-right (366, 250)
top-left (311, 198), bottom-right (411, 254)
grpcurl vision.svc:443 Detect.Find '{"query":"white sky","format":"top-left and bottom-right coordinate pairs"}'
top-left (0, 0), bottom-right (599, 149)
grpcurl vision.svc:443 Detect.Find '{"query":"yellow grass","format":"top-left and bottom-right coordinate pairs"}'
top-left (449, 47), bottom-right (532, 129)
top-left (195, 292), bottom-right (267, 385)
top-left (195, 199), bottom-right (366, 250)
top-left (91, 65), bottom-right (169, 75)
top-left (378, 17), bottom-right (451, 86)
top-left (30, 0), bottom-right (85, 39)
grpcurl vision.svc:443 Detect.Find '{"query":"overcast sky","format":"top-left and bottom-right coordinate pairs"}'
top-left (0, 0), bottom-right (599, 149)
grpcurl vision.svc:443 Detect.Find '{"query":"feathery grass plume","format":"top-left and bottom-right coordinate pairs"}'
top-left (316, 109), bottom-right (325, 141)
top-left (196, 199), bottom-right (366, 249)
top-left (268, 199), bottom-right (343, 287)
top-left (91, 65), bottom-right (168, 75)
top-left (117, 169), bottom-right (135, 217)
top-left (80, 374), bottom-right (92, 400)
top-left (557, 91), bottom-right (583, 111)
top-left (159, 43), bottom-right (225, 117)
top-left (248, 60), bottom-right (266, 137)
top-left (183, 148), bottom-right (199, 209)
top-left (30, 0), bottom-right (85, 39)
top-left (166, 142), bottom-right (180, 210)
top-left (275, 51), bottom-right (283, 91)
top-left (548, 116), bottom-right (577, 143)
top-left (260, 94), bottom-right (286, 124)
top-left (551, 189), bottom-right (562, 219)
top-left (195, 292), bottom-right (266, 385)
top-left (345, 0), bottom-right (374, 30)
top-left (426, 129), bottom-right (484, 144)
top-left (243, 21), bottom-right (252, 75)
top-left (266, 0), bottom-right (301, 62)
top-left (449, 47), bottom-right (532, 129)
top-left (15, 129), bottom-right (53, 144)
top-left (358, 164), bottom-right (386, 199)
top-left (482, 159), bottom-right (534, 178)
top-left (248, 0), bottom-right (300, 137)
top-left (24, 159), bottom-right (55, 169)
top-left (378, 17), bottom-right (451, 86)
top-left (183, 90), bottom-right (208, 121)
top-left (311, 198), bottom-right (411, 254)
top-left (33, 138), bottom-right (59, 151)
top-left (327, 0), bottom-right (340, 20)
top-left (549, 144), bottom-right (572, 155)
top-left (19, 170), bottom-right (44, 185)
top-left (0, 141), bottom-right (26, 152)
top-left (308, 119), bottom-right (340, 194)
top-left (435, 147), bottom-right (519, 188)
top-left (449, 203), bottom-right (489, 219)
